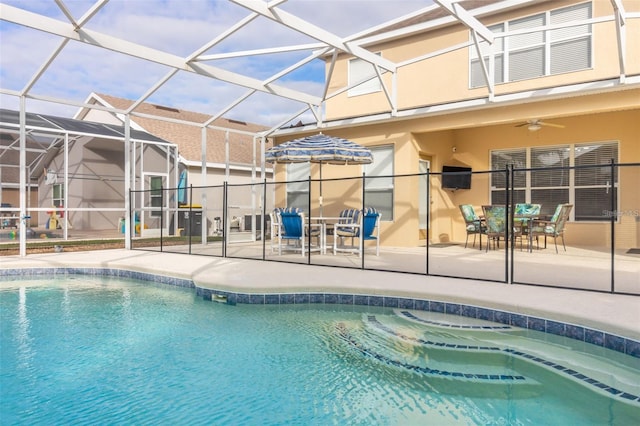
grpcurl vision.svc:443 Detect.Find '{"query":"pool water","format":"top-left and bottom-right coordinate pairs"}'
top-left (1, 276), bottom-right (639, 425)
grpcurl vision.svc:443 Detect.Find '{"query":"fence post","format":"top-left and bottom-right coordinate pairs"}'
top-left (506, 165), bottom-right (511, 284)
top-left (610, 159), bottom-right (616, 293)
top-left (128, 189), bottom-right (133, 250)
top-left (361, 172), bottom-right (366, 269)
top-left (262, 178), bottom-right (267, 260)
top-left (223, 182), bottom-right (227, 258)
top-left (160, 186), bottom-right (164, 253)
top-left (308, 175), bottom-right (312, 265)
top-left (425, 168), bottom-right (430, 276)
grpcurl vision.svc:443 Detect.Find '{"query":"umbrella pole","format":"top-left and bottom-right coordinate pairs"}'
top-left (319, 163), bottom-right (323, 217)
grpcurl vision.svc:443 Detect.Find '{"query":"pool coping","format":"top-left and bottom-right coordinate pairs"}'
top-left (2, 264), bottom-right (638, 360)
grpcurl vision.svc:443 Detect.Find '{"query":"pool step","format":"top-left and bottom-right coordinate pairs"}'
top-left (382, 309), bottom-right (640, 406)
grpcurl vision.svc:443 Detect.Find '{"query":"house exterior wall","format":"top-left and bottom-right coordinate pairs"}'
top-left (270, 0), bottom-right (640, 249)
top-left (325, 0), bottom-right (640, 120)
top-left (273, 107), bottom-right (638, 249)
top-left (432, 108), bottom-right (640, 248)
top-left (1, 189), bottom-right (39, 228)
top-left (38, 136), bottom-right (177, 232)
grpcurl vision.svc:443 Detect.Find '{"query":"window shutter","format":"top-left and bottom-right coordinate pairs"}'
top-left (364, 146), bottom-right (394, 220)
top-left (286, 163), bottom-right (310, 211)
top-left (551, 38), bottom-right (591, 74)
top-left (348, 55), bottom-right (381, 96)
top-left (530, 145), bottom-right (571, 215)
top-left (490, 149), bottom-right (526, 189)
top-left (550, 3), bottom-right (591, 74)
top-left (550, 2), bottom-right (591, 39)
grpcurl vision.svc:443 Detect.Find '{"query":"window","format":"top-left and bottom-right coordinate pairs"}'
top-left (490, 149), bottom-right (526, 206)
top-left (574, 142), bottom-right (618, 221)
top-left (348, 54), bottom-right (382, 96)
top-left (364, 145), bottom-right (394, 220)
top-left (470, 24), bottom-right (504, 88)
top-left (286, 163), bottom-right (310, 212)
top-left (471, 2), bottom-right (591, 87)
top-left (530, 146), bottom-right (571, 216)
top-left (149, 176), bottom-right (163, 217)
top-left (52, 183), bottom-right (64, 208)
top-left (490, 141), bottom-right (618, 221)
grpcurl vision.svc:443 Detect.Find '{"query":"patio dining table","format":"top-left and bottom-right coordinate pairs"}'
top-left (514, 213), bottom-right (539, 253)
top-left (309, 216), bottom-right (342, 254)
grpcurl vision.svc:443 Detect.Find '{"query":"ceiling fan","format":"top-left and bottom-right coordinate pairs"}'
top-left (515, 119), bottom-right (565, 131)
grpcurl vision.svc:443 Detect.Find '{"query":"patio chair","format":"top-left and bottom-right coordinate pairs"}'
top-left (481, 205), bottom-right (523, 251)
top-left (514, 203), bottom-right (541, 226)
top-left (269, 208), bottom-right (284, 253)
top-left (277, 210), bottom-right (321, 256)
top-left (514, 203), bottom-right (541, 250)
top-left (333, 207), bottom-right (381, 257)
top-left (459, 204), bottom-right (486, 249)
top-left (529, 204), bottom-right (573, 253)
top-left (270, 207), bottom-right (319, 253)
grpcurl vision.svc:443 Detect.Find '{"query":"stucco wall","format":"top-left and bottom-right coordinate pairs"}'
top-left (325, 0), bottom-right (640, 121)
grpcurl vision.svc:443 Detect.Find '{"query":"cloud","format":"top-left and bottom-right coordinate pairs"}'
top-left (1, 0), bottom-right (429, 124)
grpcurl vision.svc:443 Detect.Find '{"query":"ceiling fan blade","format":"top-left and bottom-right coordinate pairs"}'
top-left (540, 122), bottom-right (565, 128)
top-left (514, 123), bottom-right (529, 127)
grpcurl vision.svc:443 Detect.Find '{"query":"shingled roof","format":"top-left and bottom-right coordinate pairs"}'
top-left (94, 94), bottom-right (271, 167)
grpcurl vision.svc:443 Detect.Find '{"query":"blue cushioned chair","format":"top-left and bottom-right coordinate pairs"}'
top-left (277, 210), bottom-right (321, 256)
top-left (333, 207), bottom-right (381, 257)
top-left (270, 207), bottom-right (301, 253)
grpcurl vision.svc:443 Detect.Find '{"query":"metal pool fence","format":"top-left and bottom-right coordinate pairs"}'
top-left (129, 162), bottom-right (640, 296)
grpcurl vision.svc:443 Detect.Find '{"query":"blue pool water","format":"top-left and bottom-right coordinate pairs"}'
top-left (1, 276), bottom-right (639, 425)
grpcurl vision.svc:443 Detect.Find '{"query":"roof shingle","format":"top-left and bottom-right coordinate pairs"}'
top-left (95, 94), bottom-right (271, 166)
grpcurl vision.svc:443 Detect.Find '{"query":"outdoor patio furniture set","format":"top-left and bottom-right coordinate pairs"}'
top-left (270, 207), bottom-right (381, 257)
top-left (459, 203), bottom-right (573, 253)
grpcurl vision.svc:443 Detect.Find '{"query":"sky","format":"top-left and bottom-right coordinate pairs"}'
top-left (0, 0), bottom-right (430, 127)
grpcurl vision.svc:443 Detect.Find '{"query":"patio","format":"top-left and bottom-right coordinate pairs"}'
top-left (136, 236), bottom-right (640, 295)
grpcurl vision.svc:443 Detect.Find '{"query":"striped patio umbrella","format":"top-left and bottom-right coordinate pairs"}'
top-left (265, 133), bottom-right (373, 213)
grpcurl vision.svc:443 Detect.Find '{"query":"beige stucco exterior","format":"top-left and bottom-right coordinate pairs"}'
top-left (273, 0), bottom-right (640, 250)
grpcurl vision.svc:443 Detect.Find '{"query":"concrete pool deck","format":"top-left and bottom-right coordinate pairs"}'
top-left (1, 248), bottom-right (639, 342)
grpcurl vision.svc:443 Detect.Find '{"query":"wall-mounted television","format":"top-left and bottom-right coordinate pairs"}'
top-left (441, 165), bottom-right (472, 190)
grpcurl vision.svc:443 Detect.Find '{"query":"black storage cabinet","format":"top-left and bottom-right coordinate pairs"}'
top-left (178, 209), bottom-right (202, 236)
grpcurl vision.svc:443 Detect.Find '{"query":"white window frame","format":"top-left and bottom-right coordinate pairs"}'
top-left (148, 174), bottom-right (165, 218)
top-left (470, 2), bottom-right (592, 88)
top-left (348, 53), bottom-right (382, 97)
top-left (52, 183), bottom-right (64, 208)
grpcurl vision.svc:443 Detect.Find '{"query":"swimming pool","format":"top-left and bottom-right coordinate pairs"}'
top-left (1, 275), bottom-right (639, 425)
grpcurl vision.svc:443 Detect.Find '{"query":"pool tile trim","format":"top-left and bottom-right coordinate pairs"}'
top-left (1, 267), bottom-right (638, 359)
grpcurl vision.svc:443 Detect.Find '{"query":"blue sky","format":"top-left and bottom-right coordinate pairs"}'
top-left (0, 0), bottom-right (429, 126)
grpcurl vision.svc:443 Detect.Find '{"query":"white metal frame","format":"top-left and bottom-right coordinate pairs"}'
top-left (0, 0), bottom-right (635, 256)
